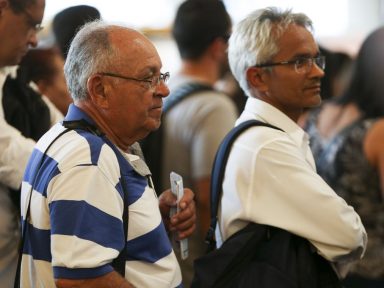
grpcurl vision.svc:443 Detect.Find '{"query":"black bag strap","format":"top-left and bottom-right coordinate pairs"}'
top-left (205, 120), bottom-right (283, 251)
top-left (62, 120), bottom-right (128, 277)
top-left (140, 82), bottom-right (213, 193)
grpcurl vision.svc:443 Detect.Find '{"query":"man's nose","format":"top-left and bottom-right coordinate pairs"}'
top-left (155, 81), bottom-right (170, 98)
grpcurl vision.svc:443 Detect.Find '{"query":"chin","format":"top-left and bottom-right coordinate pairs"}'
top-left (307, 94), bottom-right (322, 108)
top-left (148, 119), bottom-right (162, 132)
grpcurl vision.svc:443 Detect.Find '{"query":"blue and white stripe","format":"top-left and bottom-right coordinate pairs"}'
top-left (20, 105), bottom-right (181, 287)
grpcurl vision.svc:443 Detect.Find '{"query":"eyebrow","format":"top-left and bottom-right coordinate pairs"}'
top-left (20, 7), bottom-right (43, 29)
top-left (290, 51), bottom-right (321, 59)
top-left (138, 66), bottom-right (162, 77)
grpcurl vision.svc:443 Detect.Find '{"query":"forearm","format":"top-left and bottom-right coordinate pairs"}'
top-left (229, 140), bottom-right (367, 259)
top-left (56, 271), bottom-right (135, 288)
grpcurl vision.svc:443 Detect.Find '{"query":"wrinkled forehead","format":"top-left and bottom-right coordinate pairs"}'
top-left (274, 24), bottom-right (318, 57)
top-left (111, 28), bottom-right (162, 73)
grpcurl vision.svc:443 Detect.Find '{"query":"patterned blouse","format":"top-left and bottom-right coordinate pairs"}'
top-left (305, 107), bottom-right (384, 279)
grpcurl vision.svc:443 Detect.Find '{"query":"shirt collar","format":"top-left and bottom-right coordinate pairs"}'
top-left (64, 104), bottom-right (152, 177)
top-left (239, 97), bottom-right (309, 148)
top-left (64, 103), bottom-right (98, 126)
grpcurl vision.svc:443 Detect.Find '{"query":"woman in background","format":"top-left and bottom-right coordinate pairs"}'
top-left (304, 27), bottom-right (384, 287)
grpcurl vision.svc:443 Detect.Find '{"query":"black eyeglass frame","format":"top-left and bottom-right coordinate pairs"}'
top-left (254, 55), bottom-right (326, 74)
top-left (99, 72), bottom-right (170, 89)
top-left (15, 5), bottom-right (44, 33)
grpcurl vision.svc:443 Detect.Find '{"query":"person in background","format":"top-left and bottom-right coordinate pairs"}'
top-left (0, 0), bottom-right (45, 286)
top-left (19, 20), bottom-right (196, 288)
top-left (52, 5), bottom-right (101, 59)
top-left (160, 0), bottom-right (238, 285)
top-left (18, 47), bottom-right (72, 115)
top-left (297, 46), bottom-right (354, 127)
top-left (217, 6), bottom-right (367, 283)
top-left (304, 26), bottom-right (384, 287)
top-left (318, 46), bottom-right (354, 101)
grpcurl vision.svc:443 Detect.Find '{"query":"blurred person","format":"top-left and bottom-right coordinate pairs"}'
top-left (216, 71), bottom-right (247, 114)
top-left (157, 0), bottom-right (237, 285)
top-left (52, 5), bottom-right (101, 59)
top-left (0, 0), bottom-right (45, 286)
top-left (19, 20), bottom-right (196, 288)
top-left (304, 26), bottom-right (384, 287)
top-left (18, 47), bottom-right (72, 115)
top-left (217, 6), bottom-right (367, 284)
top-left (318, 46), bottom-right (354, 100)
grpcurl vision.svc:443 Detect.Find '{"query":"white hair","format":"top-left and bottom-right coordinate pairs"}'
top-left (228, 7), bottom-right (313, 97)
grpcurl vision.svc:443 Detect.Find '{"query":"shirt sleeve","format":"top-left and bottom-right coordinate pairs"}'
top-left (221, 130), bottom-right (367, 272)
top-left (0, 116), bottom-right (35, 189)
top-left (47, 164), bottom-right (124, 279)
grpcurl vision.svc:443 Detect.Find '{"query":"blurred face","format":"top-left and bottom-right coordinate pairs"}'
top-left (37, 53), bottom-right (72, 115)
top-left (255, 24), bottom-right (324, 121)
top-left (0, 0), bottom-right (45, 67)
top-left (100, 29), bottom-right (169, 144)
top-left (218, 33), bottom-right (231, 79)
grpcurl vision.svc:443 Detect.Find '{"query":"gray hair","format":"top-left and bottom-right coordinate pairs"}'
top-left (228, 7), bottom-right (313, 97)
top-left (64, 20), bottom-right (119, 101)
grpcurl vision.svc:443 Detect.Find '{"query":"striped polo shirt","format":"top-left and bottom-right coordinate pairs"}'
top-left (20, 105), bottom-right (182, 287)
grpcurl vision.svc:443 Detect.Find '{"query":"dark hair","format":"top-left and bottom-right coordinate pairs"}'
top-left (319, 46), bottom-right (352, 100)
top-left (52, 5), bottom-right (101, 59)
top-left (172, 0), bottom-right (231, 60)
top-left (337, 26), bottom-right (384, 118)
top-left (8, 0), bottom-right (37, 13)
top-left (18, 48), bottom-right (61, 85)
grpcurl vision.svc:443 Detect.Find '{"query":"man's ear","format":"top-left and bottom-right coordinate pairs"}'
top-left (246, 66), bottom-right (269, 93)
top-left (87, 74), bottom-right (109, 109)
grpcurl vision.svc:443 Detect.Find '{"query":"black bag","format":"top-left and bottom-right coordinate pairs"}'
top-left (140, 82), bottom-right (212, 193)
top-left (3, 74), bottom-right (52, 211)
top-left (192, 120), bottom-right (341, 288)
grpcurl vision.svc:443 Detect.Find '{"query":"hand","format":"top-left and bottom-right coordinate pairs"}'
top-left (159, 188), bottom-right (196, 239)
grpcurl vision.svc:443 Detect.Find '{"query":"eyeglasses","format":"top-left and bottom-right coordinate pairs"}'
top-left (20, 8), bottom-right (44, 33)
top-left (99, 72), bottom-right (170, 90)
top-left (254, 55), bottom-right (326, 74)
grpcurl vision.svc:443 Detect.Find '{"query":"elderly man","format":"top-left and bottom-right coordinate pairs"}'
top-left (216, 7), bottom-right (367, 283)
top-left (19, 21), bottom-right (196, 288)
top-left (0, 0), bottom-right (45, 286)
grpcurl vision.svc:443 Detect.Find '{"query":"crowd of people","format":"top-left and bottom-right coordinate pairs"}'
top-left (0, 0), bottom-right (382, 287)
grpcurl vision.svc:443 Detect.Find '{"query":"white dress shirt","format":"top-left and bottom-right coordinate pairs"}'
top-left (216, 97), bottom-right (367, 277)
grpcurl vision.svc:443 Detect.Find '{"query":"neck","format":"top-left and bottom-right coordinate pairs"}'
top-left (179, 58), bottom-right (220, 86)
top-left (75, 101), bottom-right (133, 152)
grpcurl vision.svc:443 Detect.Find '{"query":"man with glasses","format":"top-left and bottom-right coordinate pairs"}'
top-left (216, 7), bottom-right (367, 282)
top-left (0, 0), bottom-right (45, 286)
top-left (19, 21), bottom-right (196, 287)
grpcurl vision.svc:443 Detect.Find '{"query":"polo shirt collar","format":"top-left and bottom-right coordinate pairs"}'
top-left (64, 103), bottom-right (97, 127)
